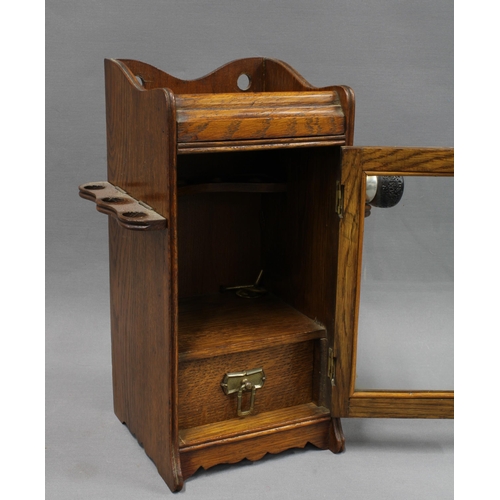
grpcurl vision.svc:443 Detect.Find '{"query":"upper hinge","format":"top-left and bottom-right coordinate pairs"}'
top-left (336, 181), bottom-right (344, 219)
top-left (328, 347), bottom-right (336, 386)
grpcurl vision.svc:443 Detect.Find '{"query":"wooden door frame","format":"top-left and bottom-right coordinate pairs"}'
top-left (332, 147), bottom-right (454, 419)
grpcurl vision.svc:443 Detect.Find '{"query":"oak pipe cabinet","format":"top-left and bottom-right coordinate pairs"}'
top-left (78, 58), bottom-right (453, 493)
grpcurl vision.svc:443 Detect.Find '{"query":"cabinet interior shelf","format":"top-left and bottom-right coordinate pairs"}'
top-left (178, 293), bottom-right (326, 362)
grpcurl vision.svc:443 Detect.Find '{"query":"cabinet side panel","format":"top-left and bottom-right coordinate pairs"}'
top-left (105, 58), bottom-right (173, 217)
top-left (104, 58), bottom-right (182, 491)
top-left (108, 222), bottom-right (182, 488)
top-left (262, 147), bottom-right (341, 329)
top-left (262, 146), bottom-right (342, 412)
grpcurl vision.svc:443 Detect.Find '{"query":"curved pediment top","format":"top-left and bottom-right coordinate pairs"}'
top-left (116, 57), bottom-right (318, 94)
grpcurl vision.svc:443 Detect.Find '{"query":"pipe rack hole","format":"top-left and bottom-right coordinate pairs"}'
top-left (237, 73), bottom-right (251, 91)
top-left (122, 211), bottom-right (147, 218)
top-left (102, 197), bottom-right (129, 204)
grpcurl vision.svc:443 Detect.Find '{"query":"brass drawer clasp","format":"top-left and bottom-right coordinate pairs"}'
top-left (220, 367), bottom-right (266, 417)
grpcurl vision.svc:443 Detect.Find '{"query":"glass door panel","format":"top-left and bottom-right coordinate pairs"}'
top-left (355, 176), bottom-right (453, 390)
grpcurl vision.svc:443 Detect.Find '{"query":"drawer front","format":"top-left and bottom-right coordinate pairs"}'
top-left (178, 340), bottom-right (315, 429)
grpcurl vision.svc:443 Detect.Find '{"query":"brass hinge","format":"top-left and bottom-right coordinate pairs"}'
top-left (336, 181), bottom-right (344, 219)
top-left (328, 347), bottom-right (336, 386)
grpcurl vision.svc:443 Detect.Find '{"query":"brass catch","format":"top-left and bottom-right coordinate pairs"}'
top-left (220, 367), bottom-right (266, 417)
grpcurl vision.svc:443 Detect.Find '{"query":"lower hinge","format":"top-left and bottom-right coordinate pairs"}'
top-left (336, 181), bottom-right (344, 219)
top-left (328, 347), bottom-right (336, 386)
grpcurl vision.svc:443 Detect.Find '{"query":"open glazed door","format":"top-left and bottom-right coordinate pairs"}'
top-left (332, 147), bottom-right (454, 419)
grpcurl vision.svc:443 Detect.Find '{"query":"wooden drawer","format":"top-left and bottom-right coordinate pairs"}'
top-left (178, 340), bottom-right (317, 429)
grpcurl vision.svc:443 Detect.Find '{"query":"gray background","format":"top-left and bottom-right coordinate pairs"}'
top-left (46, 0), bottom-right (453, 498)
top-left (357, 176), bottom-right (453, 390)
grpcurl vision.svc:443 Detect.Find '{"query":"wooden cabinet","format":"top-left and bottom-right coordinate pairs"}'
top-left (79, 58), bottom-right (453, 492)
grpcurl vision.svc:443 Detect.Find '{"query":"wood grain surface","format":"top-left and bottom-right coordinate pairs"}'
top-left (178, 294), bottom-right (325, 361)
top-left (179, 404), bottom-right (332, 480)
top-left (177, 192), bottom-right (263, 299)
top-left (177, 135), bottom-right (347, 154)
top-left (104, 59), bottom-right (183, 491)
top-left (348, 396), bottom-right (454, 418)
top-left (78, 181), bottom-right (167, 230)
top-left (179, 403), bottom-right (330, 447)
top-left (176, 91), bottom-right (345, 143)
top-left (119, 57), bottom-right (267, 93)
top-left (178, 340), bottom-right (317, 429)
top-left (341, 147), bottom-right (454, 175)
top-left (118, 58), bottom-right (354, 153)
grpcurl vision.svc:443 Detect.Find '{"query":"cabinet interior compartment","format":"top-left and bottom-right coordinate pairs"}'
top-left (176, 146), bottom-right (341, 437)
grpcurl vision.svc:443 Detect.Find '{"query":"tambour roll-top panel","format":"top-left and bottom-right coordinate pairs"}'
top-left (175, 91), bottom-right (345, 144)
